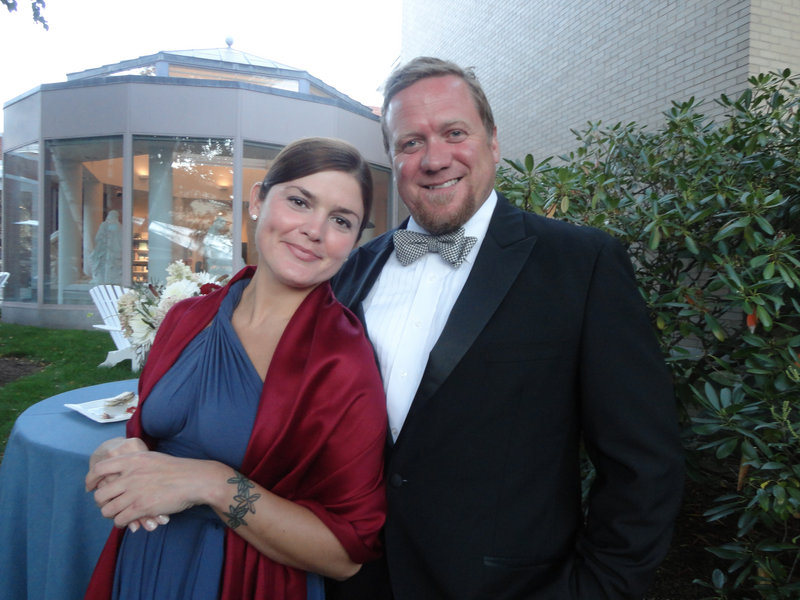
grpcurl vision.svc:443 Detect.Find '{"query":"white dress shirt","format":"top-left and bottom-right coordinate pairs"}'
top-left (363, 191), bottom-right (497, 441)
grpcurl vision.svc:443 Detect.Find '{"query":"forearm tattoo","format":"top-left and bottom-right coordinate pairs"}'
top-left (223, 472), bottom-right (261, 529)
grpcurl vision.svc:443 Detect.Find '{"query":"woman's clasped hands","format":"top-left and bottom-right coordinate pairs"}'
top-left (86, 436), bottom-right (223, 533)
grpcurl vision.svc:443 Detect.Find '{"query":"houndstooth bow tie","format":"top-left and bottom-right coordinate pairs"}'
top-left (393, 227), bottom-right (477, 268)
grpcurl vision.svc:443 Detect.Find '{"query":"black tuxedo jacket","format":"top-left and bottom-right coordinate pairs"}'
top-left (329, 194), bottom-right (684, 599)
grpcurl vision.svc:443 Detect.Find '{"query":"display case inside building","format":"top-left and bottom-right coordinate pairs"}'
top-left (133, 233), bottom-right (149, 283)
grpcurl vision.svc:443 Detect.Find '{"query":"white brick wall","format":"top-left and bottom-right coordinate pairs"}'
top-left (750, 0), bottom-right (800, 76)
top-left (400, 0), bottom-right (799, 162)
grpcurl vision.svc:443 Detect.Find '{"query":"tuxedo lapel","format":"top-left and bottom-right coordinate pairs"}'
top-left (404, 197), bottom-right (538, 429)
top-left (334, 199), bottom-right (538, 451)
top-left (332, 232), bottom-right (396, 315)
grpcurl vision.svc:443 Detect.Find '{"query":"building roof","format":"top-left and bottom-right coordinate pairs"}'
top-left (162, 47), bottom-right (298, 70)
top-left (62, 44), bottom-right (370, 112)
top-left (66, 45), bottom-right (303, 81)
top-left (3, 43), bottom-right (377, 123)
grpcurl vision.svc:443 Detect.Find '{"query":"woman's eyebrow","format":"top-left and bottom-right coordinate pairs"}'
top-left (285, 185), bottom-right (313, 198)
top-left (285, 184), bottom-right (361, 220)
top-left (334, 206), bottom-right (362, 219)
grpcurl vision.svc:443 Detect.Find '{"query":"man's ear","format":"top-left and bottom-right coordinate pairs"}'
top-left (490, 126), bottom-right (500, 164)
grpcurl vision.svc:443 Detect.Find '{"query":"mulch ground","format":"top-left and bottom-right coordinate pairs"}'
top-left (0, 356), bottom-right (46, 387)
top-left (0, 356), bottom-right (737, 598)
top-left (646, 468), bottom-right (734, 599)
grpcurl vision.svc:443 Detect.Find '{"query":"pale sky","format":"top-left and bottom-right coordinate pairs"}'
top-left (0, 0), bottom-right (402, 133)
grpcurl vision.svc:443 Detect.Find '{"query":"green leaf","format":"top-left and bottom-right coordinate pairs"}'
top-left (684, 234), bottom-right (699, 254)
top-left (723, 263), bottom-right (744, 289)
top-left (503, 158), bottom-right (525, 174)
top-left (755, 305), bottom-right (773, 329)
top-left (708, 544), bottom-right (747, 560)
top-left (741, 333), bottom-right (768, 348)
top-left (712, 568), bottom-right (727, 589)
top-left (708, 505), bottom-right (740, 522)
top-left (777, 263), bottom-right (797, 288)
top-left (648, 227), bottom-right (661, 250)
top-left (714, 216), bottom-right (752, 241)
top-left (692, 423), bottom-right (722, 435)
top-left (708, 370), bottom-right (741, 386)
top-left (716, 437), bottom-right (739, 459)
top-left (754, 215), bottom-right (774, 235)
top-left (758, 542), bottom-right (798, 552)
top-left (737, 510), bottom-right (759, 536)
top-left (741, 439), bottom-right (758, 460)
top-left (705, 313), bottom-right (726, 341)
top-left (719, 387), bottom-right (732, 407)
top-left (758, 490), bottom-right (772, 511)
top-left (704, 382), bottom-right (720, 410)
top-left (750, 255), bottom-right (770, 268)
top-left (761, 462), bottom-right (785, 470)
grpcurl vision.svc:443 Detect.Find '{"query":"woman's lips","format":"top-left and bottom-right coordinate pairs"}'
top-left (286, 242), bottom-right (321, 262)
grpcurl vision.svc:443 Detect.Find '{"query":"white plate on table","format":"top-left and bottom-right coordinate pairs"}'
top-left (65, 394), bottom-right (139, 423)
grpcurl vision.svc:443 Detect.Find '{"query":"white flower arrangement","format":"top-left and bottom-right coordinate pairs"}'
top-left (117, 261), bottom-right (229, 367)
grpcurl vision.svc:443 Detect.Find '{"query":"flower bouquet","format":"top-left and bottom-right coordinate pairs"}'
top-left (118, 261), bottom-right (229, 367)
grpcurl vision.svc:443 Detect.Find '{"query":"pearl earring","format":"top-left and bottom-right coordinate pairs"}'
top-left (250, 214), bottom-right (258, 221)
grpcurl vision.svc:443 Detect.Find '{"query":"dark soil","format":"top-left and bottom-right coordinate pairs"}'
top-left (0, 357), bottom-right (739, 598)
top-left (646, 465), bottom-right (735, 599)
top-left (0, 356), bottom-right (46, 386)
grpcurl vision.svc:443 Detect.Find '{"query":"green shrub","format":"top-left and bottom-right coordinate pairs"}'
top-left (497, 70), bottom-right (800, 598)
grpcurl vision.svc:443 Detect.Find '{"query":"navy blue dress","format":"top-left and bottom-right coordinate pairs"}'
top-left (112, 279), bottom-right (324, 599)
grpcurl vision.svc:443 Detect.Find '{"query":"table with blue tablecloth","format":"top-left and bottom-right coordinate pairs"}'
top-left (0, 379), bottom-right (138, 600)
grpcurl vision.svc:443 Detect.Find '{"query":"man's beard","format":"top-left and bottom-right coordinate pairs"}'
top-left (411, 191), bottom-right (479, 236)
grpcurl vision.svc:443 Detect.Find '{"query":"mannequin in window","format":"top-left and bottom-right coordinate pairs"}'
top-left (90, 210), bottom-right (123, 285)
top-left (203, 216), bottom-right (233, 278)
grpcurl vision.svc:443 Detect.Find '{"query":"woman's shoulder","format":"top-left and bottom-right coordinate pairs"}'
top-left (314, 283), bottom-right (370, 346)
top-left (160, 292), bottom-right (212, 326)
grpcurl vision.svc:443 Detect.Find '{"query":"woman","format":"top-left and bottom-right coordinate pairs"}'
top-left (84, 138), bottom-right (387, 600)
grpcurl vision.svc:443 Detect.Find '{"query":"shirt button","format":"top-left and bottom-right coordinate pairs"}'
top-left (391, 427), bottom-right (399, 438)
top-left (389, 473), bottom-right (405, 488)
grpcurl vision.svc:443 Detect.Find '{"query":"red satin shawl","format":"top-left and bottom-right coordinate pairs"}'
top-left (85, 267), bottom-right (387, 600)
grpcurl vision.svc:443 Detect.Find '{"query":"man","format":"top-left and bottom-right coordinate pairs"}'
top-left (330, 57), bottom-right (684, 599)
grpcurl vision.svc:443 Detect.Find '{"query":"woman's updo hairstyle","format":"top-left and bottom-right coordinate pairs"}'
top-left (258, 137), bottom-right (373, 237)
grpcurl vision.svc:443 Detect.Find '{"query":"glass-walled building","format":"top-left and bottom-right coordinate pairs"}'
top-left (2, 47), bottom-right (395, 328)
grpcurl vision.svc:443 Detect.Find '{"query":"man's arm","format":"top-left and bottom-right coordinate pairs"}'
top-left (572, 236), bottom-right (684, 598)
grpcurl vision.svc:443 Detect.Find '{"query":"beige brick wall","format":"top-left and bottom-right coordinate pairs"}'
top-left (400, 0), bottom-right (798, 163)
top-left (750, 0), bottom-right (800, 76)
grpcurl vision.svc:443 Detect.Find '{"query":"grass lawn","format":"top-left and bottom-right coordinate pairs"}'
top-left (0, 322), bottom-right (137, 454)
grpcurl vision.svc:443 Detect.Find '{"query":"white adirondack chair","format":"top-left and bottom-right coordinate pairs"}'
top-left (89, 285), bottom-right (140, 370)
top-left (0, 272), bottom-right (9, 303)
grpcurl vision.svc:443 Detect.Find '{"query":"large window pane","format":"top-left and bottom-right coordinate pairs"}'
top-left (242, 142), bottom-right (281, 266)
top-left (133, 136), bottom-right (234, 283)
top-left (365, 167), bottom-right (391, 243)
top-left (43, 137), bottom-right (124, 304)
top-left (2, 144), bottom-right (40, 303)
